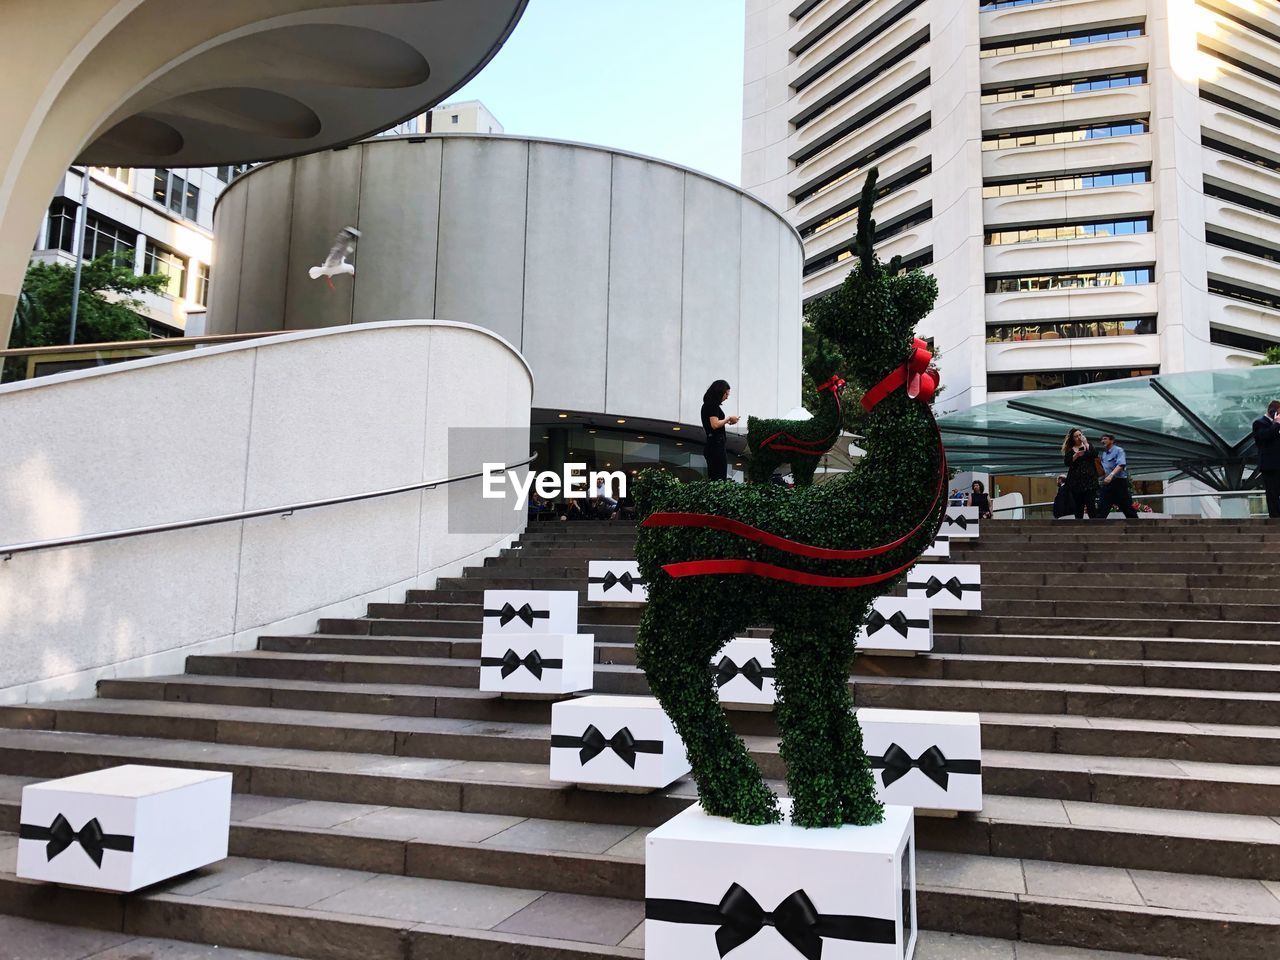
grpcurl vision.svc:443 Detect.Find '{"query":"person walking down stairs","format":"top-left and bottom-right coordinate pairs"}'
top-left (1253, 399), bottom-right (1280, 519)
top-left (1096, 434), bottom-right (1139, 520)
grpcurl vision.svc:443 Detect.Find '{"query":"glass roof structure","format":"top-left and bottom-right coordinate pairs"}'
top-left (939, 367), bottom-right (1280, 490)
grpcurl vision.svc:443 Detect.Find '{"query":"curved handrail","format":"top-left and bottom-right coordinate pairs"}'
top-left (1, 453), bottom-right (537, 559)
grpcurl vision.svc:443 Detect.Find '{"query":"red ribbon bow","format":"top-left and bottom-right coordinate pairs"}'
top-left (860, 338), bottom-right (938, 413)
top-left (816, 374), bottom-right (846, 395)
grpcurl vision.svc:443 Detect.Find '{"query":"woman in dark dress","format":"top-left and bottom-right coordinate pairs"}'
top-left (967, 480), bottom-right (993, 519)
top-left (700, 379), bottom-right (738, 481)
top-left (1061, 428), bottom-right (1100, 519)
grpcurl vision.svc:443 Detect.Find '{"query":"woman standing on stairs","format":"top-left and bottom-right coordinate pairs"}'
top-left (1061, 428), bottom-right (1101, 520)
top-left (700, 379), bottom-right (738, 481)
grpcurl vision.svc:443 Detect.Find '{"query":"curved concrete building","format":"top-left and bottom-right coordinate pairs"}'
top-left (207, 134), bottom-right (804, 470)
top-left (0, 0), bottom-right (527, 347)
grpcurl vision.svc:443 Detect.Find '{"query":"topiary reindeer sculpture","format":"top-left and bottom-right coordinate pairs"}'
top-left (633, 169), bottom-right (943, 829)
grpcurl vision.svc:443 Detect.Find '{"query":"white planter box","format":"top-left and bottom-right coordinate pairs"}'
top-left (939, 506), bottom-right (979, 540)
top-left (17, 765), bottom-right (231, 891)
top-left (858, 708), bottom-right (983, 813)
top-left (714, 638), bottom-right (777, 708)
top-left (588, 560), bottom-right (648, 604)
top-left (550, 695), bottom-right (689, 789)
top-left (646, 801), bottom-right (916, 960)
top-left (921, 537), bottom-right (950, 558)
top-left (906, 563), bottom-right (982, 612)
top-left (857, 598), bottom-right (934, 654)
top-left (479, 632), bottom-right (594, 694)
top-left (482, 589), bottom-right (578, 635)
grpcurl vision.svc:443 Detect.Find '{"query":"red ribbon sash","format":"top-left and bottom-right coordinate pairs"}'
top-left (861, 338), bottom-right (938, 413)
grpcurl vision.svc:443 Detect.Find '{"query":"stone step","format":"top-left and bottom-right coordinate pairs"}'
top-left (934, 614), bottom-right (1277, 642)
top-left (194, 646), bottom-right (1280, 697)
top-left (103, 665), bottom-right (1280, 728)
top-left (261, 630), bottom-right (1280, 668)
top-left (0, 829), bottom-right (1275, 959)
top-left (0, 915), bottom-right (298, 960)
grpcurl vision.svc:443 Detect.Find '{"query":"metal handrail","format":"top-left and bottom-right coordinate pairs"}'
top-left (987, 489), bottom-right (1261, 516)
top-left (0, 331), bottom-right (280, 359)
top-left (1, 453), bottom-right (537, 559)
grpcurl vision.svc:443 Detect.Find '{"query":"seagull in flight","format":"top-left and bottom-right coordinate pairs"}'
top-left (309, 226), bottom-right (361, 289)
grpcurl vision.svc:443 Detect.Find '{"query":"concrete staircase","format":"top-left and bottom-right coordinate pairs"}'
top-left (1, 520), bottom-right (1278, 959)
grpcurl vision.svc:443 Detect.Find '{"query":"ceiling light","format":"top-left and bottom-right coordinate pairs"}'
top-left (558, 413), bottom-right (569, 419)
top-left (616, 419), bottom-right (627, 424)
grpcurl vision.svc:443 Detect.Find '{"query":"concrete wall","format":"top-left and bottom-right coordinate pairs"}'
top-left (207, 135), bottom-right (805, 428)
top-left (0, 321), bottom-right (532, 704)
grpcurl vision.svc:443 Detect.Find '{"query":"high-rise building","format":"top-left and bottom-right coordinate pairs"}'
top-left (381, 100), bottom-right (507, 137)
top-left (30, 164), bottom-right (250, 336)
top-left (743, 0), bottom-right (1280, 413)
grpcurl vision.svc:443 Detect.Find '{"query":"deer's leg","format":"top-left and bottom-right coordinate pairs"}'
top-left (790, 455), bottom-right (819, 488)
top-left (771, 626), bottom-right (883, 828)
top-left (636, 605), bottom-right (778, 825)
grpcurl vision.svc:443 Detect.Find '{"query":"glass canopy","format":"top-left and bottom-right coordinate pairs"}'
top-left (939, 367), bottom-right (1280, 490)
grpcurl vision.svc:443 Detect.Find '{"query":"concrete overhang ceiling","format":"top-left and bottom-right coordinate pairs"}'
top-left (77, 0), bottom-right (528, 167)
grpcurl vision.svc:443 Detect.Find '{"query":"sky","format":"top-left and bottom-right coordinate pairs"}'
top-left (450, 0), bottom-right (748, 185)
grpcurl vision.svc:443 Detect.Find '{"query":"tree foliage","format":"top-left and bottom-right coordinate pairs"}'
top-left (11, 253), bottom-right (163, 350)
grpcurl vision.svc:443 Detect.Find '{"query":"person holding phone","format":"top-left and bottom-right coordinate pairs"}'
top-left (1253, 400), bottom-right (1280, 518)
top-left (701, 379), bottom-right (739, 481)
top-left (1061, 427), bottom-right (1100, 519)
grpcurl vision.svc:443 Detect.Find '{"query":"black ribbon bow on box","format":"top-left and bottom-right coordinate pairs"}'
top-left (481, 648), bottom-right (563, 680)
top-left (713, 656), bottom-right (775, 690)
top-left (550, 724), bottom-right (664, 768)
top-left (483, 602), bottom-right (550, 628)
top-left (19, 813), bottom-right (135, 868)
top-left (943, 513), bottom-right (970, 530)
top-left (910, 575), bottom-right (979, 601)
top-left (865, 610), bottom-right (928, 639)
top-left (871, 742), bottom-right (982, 790)
top-left (590, 570), bottom-right (645, 593)
top-left (647, 882), bottom-right (896, 959)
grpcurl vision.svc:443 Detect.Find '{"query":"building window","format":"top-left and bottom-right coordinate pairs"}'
top-left (986, 317), bottom-right (1157, 343)
top-left (451, 114), bottom-right (459, 124)
top-left (215, 164), bottom-right (252, 184)
top-left (152, 168), bottom-right (200, 220)
top-left (1210, 326), bottom-right (1278, 354)
top-left (980, 72), bottom-right (1145, 104)
top-left (1209, 278), bottom-right (1280, 311)
top-left (979, 0), bottom-right (1061, 9)
top-left (793, 117), bottom-right (932, 203)
top-left (1202, 136), bottom-right (1280, 173)
top-left (986, 218), bottom-right (1152, 245)
top-left (980, 26), bottom-right (1143, 58)
top-left (195, 263), bottom-right (211, 306)
top-left (144, 241), bottom-right (188, 299)
top-left (983, 169), bottom-right (1150, 198)
top-left (988, 366), bottom-right (1159, 392)
top-left (82, 212), bottom-right (137, 261)
top-left (986, 267), bottom-right (1155, 293)
top-left (982, 120), bottom-right (1148, 152)
top-left (1203, 181), bottom-right (1280, 219)
top-left (1205, 230), bottom-right (1280, 264)
top-left (804, 206), bottom-right (933, 276)
top-left (94, 166), bottom-right (130, 186)
top-left (45, 198), bottom-right (79, 253)
top-left (801, 162), bottom-right (933, 239)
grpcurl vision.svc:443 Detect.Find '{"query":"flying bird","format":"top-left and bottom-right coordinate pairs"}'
top-left (309, 226), bottom-right (361, 289)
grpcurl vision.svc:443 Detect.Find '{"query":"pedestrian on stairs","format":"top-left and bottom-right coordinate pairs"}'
top-left (1096, 434), bottom-right (1140, 520)
top-left (1253, 400), bottom-right (1280, 518)
top-left (1061, 428), bottom-right (1100, 519)
top-left (700, 379), bottom-right (739, 481)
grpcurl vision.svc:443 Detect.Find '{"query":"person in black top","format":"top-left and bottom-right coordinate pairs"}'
top-left (700, 379), bottom-right (738, 481)
top-left (967, 480), bottom-right (993, 519)
top-left (1061, 427), bottom-right (1100, 519)
top-left (1253, 399), bottom-right (1280, 518)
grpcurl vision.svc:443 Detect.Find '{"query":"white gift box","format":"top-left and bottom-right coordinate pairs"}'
top-left (858, 708), bottom-right (983, 812)
top-left (17, 765), bottom-right (231, 891)
top-left (588, 560), bottom-right (648, 604)
top-left (482, 589), bottom-right (578, 635)
top-left (906, 563), bottom-right (982, 612)
top-left (714, 638), bottom-right (777, 708)
top-left (857, 598), bottom-right (934, 654)
top-left (646, 801), bottom-right (916, 960)
top-left (550, 695), bottom-right (690, 789)
top-left (479, 632), bottom-right (594, 694)
top-left (921, 536), bottom-right (950, 558)
top-left (939, 506), bottom-right (979, 540)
